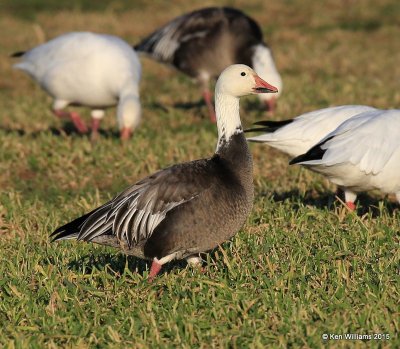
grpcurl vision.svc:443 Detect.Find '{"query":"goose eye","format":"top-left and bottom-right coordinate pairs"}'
top-left (241, 72), bottom-right (246, 76)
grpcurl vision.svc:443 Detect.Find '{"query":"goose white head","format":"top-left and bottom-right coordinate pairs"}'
top-left (117, 94), bottom-right (142, 140)
top-left (215, 64), bottom-right (278, 148)
top-left (216, 64), bottom-right (278, 97)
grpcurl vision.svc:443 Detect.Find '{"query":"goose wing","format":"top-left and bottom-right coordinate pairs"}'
top-left (134, 8), bottom-right (229, 62)
top-left (292, 109), bottom-right (400, 175)
top-left (51, 159), bottom-right (214, 248)
top-left (247, 105), bottom-right (376, 145)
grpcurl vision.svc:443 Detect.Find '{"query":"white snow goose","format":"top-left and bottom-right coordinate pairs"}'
top-left (289, 108), bottom-right (400, 210)
top-left (245, 105), bottom-right (377, 158)
top-left (12, 32), bottom-right (142, 140)
top-left (50, 64), bottom-right (278, 281)
top-left (134, 7), bottom-right (282, 122)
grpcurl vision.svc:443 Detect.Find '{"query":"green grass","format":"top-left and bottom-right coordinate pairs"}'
top-left (0, 0), bottom-right (399, 347)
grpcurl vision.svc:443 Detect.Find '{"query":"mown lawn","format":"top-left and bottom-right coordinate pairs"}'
top-left (0, 0), bottom-right (399, 348)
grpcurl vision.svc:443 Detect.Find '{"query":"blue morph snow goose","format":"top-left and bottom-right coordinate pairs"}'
top-left (51, 64), bottom-right (278, 281)
top-left (135, 7), bottom-right (282, 122)
top-left (12, 32), bottom-right (141, 140)
top-left (290, 108), bottom-right (400, 210)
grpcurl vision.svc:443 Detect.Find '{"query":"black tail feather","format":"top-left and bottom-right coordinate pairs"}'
top-left (133, 42), bottom-right (147, 52)
top-left (244, 127), bottom-right (273, 133)
top-left (289, 136), bottom-right (333, 165)
top-left (10, 51), bottom-right (26, 58)
top-left (254, 119), bottom-right (294, 129)
top-left (244, 119), bottom-right (294, 133)
top-left (50, 207), bottom-right (99, 241)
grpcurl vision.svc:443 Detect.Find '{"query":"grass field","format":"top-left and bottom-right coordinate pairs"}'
top-left (1, 0), bottom-right (399, 347)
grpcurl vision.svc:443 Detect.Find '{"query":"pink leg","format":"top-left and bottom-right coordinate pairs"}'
top-left (120, 127), bottom-right (132, 141)
top-left (148, 259), bottom-right (162, 282)
top-left (70, 112), bottom-right (88, 133)
top-left (346, 201), bottom-right (356, 211)
top-left (264, 97), bottom-right (276, 115)
top-left (337, 188), bottom-right (357, 211)
top-left (202, 90), bottom-right (216, 123)
top-left (91, 118), bottom-right (101, 141)
top-left (54, 110), bottom-right (88, 134)
top-left (53, 110), bottom-right (70, 118)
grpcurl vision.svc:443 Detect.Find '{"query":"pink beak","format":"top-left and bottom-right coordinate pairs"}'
top-left (253, 75), bottom-right (278, 94)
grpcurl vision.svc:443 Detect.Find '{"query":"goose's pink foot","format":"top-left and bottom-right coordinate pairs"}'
top-left (148, 259), bottom-right (162, 282)
top-left (53, 110), bottom-right (69, 118)
top-left (70, 112), bottom-right (88, 133)
top-left (120, 127), bottom-right (132, 141)
top-left (346, 201), bottom-right (356, 211)
top-left (202, 90), bottom-right (216, 123)
top-left (91, 118), bottom-right (101, 141)
top-left (264, 97), bottom-right (276, 115)
top-left (54, 110), bottom-right (88, 133)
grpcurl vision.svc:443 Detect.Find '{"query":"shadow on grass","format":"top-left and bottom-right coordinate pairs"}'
top-left (65, 251), bottom-right (213, 279)
top-left (0, 123), bottom-right (120, 139)
top-left (67, 252), bottom-right (150, 276)
top-left (268, 189), bottom-right (336, 210)
top-left (68, 251), bottom-right (213, 276)
top-left (173, 99), bottom-right (205, 110)
top-left (266, 189), bottom-right (399, 217)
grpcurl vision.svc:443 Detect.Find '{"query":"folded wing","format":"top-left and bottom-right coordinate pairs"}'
top-left (51, 159), bottom-right (213, 247)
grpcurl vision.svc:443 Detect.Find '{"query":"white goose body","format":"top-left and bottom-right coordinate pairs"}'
top-left (51, 64), bottom-right (278, 280)
top-left (13, 32), bottom-right (142, 139)
top-left (290, 109), bottom-right (400, 207)
top-left (247, 105), bottom-right (377, 158)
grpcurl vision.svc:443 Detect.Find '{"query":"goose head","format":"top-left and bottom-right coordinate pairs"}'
top-left (117, 94), bottom-right (142, 140)
top-left (215, 64), bottom-right (278, 98)
top-left (214, 65), bottom-right (278, 149)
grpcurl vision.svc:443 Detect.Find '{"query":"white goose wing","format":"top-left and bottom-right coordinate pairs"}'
top-left (13, 32), bottom-right (91, 79)
top-left (301, 109), bottom-right (400, 175)
top-left (247, 105), bottom-right (376, 157)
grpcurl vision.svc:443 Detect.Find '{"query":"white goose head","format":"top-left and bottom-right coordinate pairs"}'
top-left (214, 64), bottom-right (278, 149)
top-left (117, 94), bottom-right (142, 139)
top-left (216, 64), bottom-right (278, 97)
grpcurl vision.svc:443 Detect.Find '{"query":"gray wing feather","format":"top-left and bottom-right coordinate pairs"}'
top-left (73, 160), bottom-right (212, 248)
top-left (114, 201), bottom-right (131, 240)
top-left (136, 10), bottom-right (220, 62)
top-left (78, 204), bottom-right (112, 241)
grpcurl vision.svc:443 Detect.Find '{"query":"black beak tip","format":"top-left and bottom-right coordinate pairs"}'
top-left (253, 87), bottom-right (278, 93)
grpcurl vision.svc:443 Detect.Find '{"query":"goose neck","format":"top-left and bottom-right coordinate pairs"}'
top-left (215, 92), bottom-right (242, 152)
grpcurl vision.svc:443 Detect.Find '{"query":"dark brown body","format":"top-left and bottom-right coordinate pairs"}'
top-left (144, 133), bottom-right (253, 259)
top-left (52, 133), bottom-right (253, 261)
top-left (135, 7), bottom-right (263, 81)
